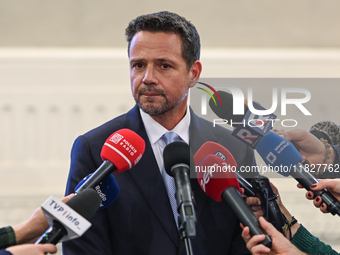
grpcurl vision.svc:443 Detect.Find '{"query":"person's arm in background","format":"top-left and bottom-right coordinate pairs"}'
top-left (12, 193), bottom-right (74, 245)
top-left (0, 194), bottom-right (74, 251)
top-left (1, 243), bottom-right (57, 255)
top-left (275, 128), bottom-right (338, 167)
top-left (0, 227), bottom-right (16, 250)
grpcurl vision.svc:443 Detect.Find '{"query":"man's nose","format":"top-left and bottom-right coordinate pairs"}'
top-left (142, 66), bottom-right (157, 85)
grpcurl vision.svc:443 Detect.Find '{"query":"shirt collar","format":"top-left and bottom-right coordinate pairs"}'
top-left (140, 105), bottom-right (191, 145)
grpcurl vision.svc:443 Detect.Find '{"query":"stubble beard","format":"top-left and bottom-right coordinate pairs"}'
top-left (135, 88), bottom-right (188, 116)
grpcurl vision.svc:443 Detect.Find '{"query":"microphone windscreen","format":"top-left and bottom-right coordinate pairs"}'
top-left (197, 154), bottom-right (240, 202)
top-left (194, 141), bottom-right (238, 168)
top-left (163, 141), bottom-right (190, 176)
top-left (75, 173), bottom-right (120, 211)
top-left (101, 129), bottom-right (145, 173)
top-left (209, 90), bottom-right (248, 123)
top-left (66, 189), bottom-right (101, 220)
top-left (256, 131), bottom-right (302, 176)
top-left (310, 120), bottom-right (340, 146)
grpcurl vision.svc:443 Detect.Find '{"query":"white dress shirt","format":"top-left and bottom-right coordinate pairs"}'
top-left (140, 106), bottom-right (190, 174)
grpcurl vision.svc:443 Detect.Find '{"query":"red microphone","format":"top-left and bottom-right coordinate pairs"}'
top-left (76, 129), bottom-right (145, 192)
top-left (194, 141), bottom-right (238, 169)
top-left (194, 141), bottom-right (255, 197)
top-left (197, 154), bottom-right (272, 248)
top-left (196, 153), bottom-right (240, 200)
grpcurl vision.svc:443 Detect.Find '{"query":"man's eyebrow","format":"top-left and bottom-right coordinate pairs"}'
top-left (130, 58), bottom-right (145, 63)
top-left (130, 58), bottom-right (177, 65)
top-left (157, 58), bottom-right (177, 65)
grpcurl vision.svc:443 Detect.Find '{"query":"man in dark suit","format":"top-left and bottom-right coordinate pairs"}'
top-left (63, 11), bottom-right (255, 255)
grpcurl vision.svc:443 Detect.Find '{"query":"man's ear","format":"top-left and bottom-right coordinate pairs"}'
top-left (189, 60), bottom-right (202, 88)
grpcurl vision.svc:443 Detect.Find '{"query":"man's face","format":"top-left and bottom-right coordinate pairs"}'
top-left (129, 31), bottom-right (192, 116)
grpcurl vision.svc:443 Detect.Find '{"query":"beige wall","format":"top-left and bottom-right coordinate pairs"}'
top-left (1, 0), bottom-right (340, 47)
top-left (1, 49), bottom-right (340, 253)
top-left (1, 2), bottom-right (340, 253)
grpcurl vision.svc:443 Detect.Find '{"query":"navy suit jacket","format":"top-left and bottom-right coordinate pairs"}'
top-left (63, 105), bottom-right (255, 255)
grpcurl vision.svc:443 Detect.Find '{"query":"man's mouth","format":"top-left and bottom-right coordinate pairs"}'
top-left (142, 92), bottom-right (163, 97)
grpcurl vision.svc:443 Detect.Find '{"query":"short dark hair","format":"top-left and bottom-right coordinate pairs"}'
top-left (125, 11), bottom-right (200, 71)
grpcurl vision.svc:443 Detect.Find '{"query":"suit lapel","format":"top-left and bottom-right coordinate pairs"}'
top-left (189, 107), bottom-right (220, 219)
top-left (124, 106), bottom-right (180, 246)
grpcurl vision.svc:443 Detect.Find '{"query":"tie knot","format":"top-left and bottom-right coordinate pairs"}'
top-left (162, 131), bottom-right (180, 145)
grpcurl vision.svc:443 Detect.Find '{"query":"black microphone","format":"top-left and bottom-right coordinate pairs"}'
top-left (163, 141), bottom-right (197, 240)
top-left (209, 90), bottom-right (248, 126)
top-left (250, 175), bottom-right (286, 233)
top-left (210, 90), bottom-right (276, 149)
top-left (36, 189), bottom-right (101, 244)
top-left (75, 173), bottom-right (120, 211)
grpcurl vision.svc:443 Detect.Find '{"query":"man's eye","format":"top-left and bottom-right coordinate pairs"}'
top-left (162, 64), bottom-right (171, 69)
top-left (134, 63), bottom-right (144, 68)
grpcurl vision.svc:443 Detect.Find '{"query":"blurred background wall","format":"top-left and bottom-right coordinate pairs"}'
top-left (0, 0), bottom-right (340, 253)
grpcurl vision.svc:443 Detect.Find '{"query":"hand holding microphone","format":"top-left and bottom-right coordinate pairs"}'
top-left (10, 194), bottom-right (74, 246)
top-left (35, 189), bottom-right (101, 244)
top-left (241, 217), bottom-right (306, 255)
top-left (276, 129), bottom-right (337, 167)
top-left (194, 141), bottom-right (285, 233)
top-left (5, 243), bottom-right (57, 255)
top-left (299, 179), bottom-right (340, 213)
top-left (256, 131), bottom-right (340, 216)
top-left (197, 154), bottom-right (272, 248)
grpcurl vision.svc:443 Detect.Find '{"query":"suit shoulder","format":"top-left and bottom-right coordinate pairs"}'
top-left (84, 113), bottom-right (127, 140)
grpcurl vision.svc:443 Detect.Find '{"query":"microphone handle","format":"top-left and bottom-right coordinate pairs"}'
top-left (290, 163), bottom-right (322, 195)
top-left (221, 187), bottom-right (272, 248)
top-left (172, 164), bottom-right (197, 239)
top-left (35, 220), bottom-right (67, 244)
top-left (183, 236), bottom-right (194, 255)
top-left (291, 163), bottom-right (340, 216)
top-left (75, 160), bottom-right (116, 193)
top-left (234, 172), bottom-right (256, 197)
top-left (250, 176), bottom-right (286, 233)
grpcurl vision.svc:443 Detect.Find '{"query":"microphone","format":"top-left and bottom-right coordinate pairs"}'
top-left (256, 131), bottom-right (340, 216)
top-left (75, 128), bottom-right (145, 193)
top-left (310, 120), bottom-right (340, 146)
top-left (75, 173), bottom-right (119, 211)
top-left (36, 189), bottom-right (101, 244)
top-left (197, 154), bottom-right (272, 247)
top-left (209, 90), bottom-right (248, 126)
top-left (194, 141), bottom-right (285, 233)
top-left (163, 141), bottom-right (197, 239)
top-left (250, 175), bottom-right (286, 233)
top-left (193, 141), bottom-right (255, 196)
top-left (210, 90), bottom-right (277, 148)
